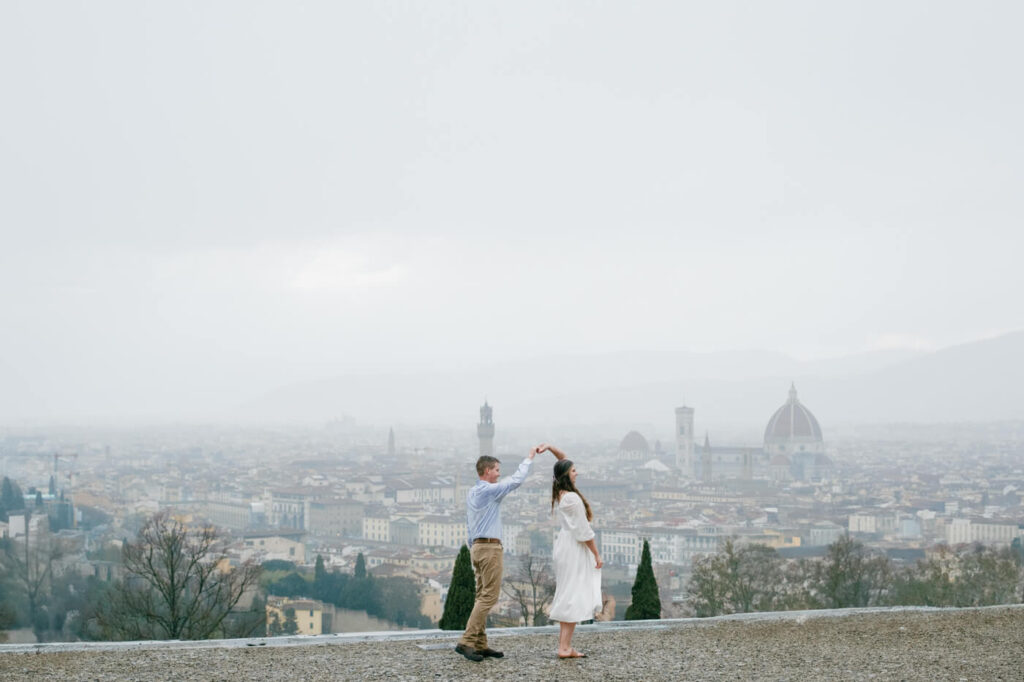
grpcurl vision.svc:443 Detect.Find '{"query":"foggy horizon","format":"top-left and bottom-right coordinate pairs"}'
top-left (3, 3), bottom-right (1023, 425)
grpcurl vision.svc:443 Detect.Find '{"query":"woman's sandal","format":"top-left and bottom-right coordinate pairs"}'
top-left (557, 649), bottom-right (587, 659)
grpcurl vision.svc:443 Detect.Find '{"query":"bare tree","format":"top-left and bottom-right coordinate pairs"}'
top-left (687, 540), bottom-right (784, 617)
top-left (97, 512), bottom-right (261, 640)
top-left (815, 535), bottom-right (891, 608)
top-left (888, 543), bottom-right (1023, 607)
top-left (502, 554), bottom-right (556, 626)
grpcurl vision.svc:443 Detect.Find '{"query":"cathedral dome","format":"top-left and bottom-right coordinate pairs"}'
top-left (619, 430), bottom-right (650, 453)
top-left (764, 384), bottom-right (823, 443)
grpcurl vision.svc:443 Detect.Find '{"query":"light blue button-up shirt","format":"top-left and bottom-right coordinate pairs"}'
top-left (466, 457), bottom-right (534, 544)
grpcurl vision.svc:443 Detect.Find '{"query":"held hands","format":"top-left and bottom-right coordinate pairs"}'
top-left (537, 443), bottom-right (566, 460)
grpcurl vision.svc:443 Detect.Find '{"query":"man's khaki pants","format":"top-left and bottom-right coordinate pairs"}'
top-left (458, 542), bottom-right (503, 650)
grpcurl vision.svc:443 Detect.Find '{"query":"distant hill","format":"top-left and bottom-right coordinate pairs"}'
top-left (238, 331), bottom-right (1024, 433)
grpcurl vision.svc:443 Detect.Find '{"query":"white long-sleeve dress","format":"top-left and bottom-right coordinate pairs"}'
top-left (548, 491), bottom-right (602, 624)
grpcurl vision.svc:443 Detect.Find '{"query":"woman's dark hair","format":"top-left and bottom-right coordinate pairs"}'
top-left (551, 459), bottom-right (593, 522)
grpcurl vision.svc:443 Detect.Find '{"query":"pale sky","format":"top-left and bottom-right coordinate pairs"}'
top-left (1, 2), bottom-right (1022, 421)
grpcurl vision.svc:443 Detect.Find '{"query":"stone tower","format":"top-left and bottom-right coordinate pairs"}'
top-left (701, 432), bottom-right (712, 483)
top-left (675, 405), bottom-right (695, 477)
top-left (478, 401), bottom-right (495, 458)
top-left (387, 428), bottom-right (395, 457)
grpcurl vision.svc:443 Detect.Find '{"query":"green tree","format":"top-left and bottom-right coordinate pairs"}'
top-left (354, 552), bottom-right (367, 579)
top-left (340, 574), bottom-right (377, 612)
top-left (439, 545), bottom-right (474, 630)
top-left (377, 577), bottom-right (429, 627)
top-left (282, 607), bottom-right (299, 635)
top-left (267, 572), bottom-right (310, 598)
top-left (318, 569), bottom-right (348, 606)
top-left (0, 477), bottom-right (25, 521)
top-left (315, 554), bottom-right (327, 583)
top-left (312, 554), bottom-right (336, 603)
top-left (261, 559), bottom-right (296, 572)
top-left (267, 611), bottom-right (283, 636)
top-left (625, 540), bottom-right (661, 620)
top-left (63, 574), bottom-right (117, 641)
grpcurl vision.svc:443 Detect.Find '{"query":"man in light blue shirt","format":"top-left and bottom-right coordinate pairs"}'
top-left (455, 446), bottom-right (539, 662)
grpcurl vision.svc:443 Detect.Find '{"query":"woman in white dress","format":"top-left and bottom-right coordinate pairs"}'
top-left (541, 445), bottom-right (603, 659)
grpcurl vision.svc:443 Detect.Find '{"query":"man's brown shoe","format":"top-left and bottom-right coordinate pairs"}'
top-left (455, 643), bottom-right (483, 662)
top-left (478, 647), bottom-right (504, 658)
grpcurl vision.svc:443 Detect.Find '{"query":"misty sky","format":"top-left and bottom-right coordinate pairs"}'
top-left (1, 2), bottom-right (1022, 421)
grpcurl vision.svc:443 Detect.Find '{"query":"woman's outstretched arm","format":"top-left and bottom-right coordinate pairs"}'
top-left (538, 443), bottom-right (567, 460)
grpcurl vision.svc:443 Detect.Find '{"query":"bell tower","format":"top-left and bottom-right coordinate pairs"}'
top-left (675, 405), bottom-right (695, 477)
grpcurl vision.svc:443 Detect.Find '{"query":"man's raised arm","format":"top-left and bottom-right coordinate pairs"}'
top-left (491, 446), bottom-right (540, 500)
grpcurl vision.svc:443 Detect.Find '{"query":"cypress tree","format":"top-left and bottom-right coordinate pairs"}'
top-left (313, 554), bottom-right (329, 602)
top-left (625, 539), bottom-right (661, 620)
top-left (354, 552), bottom-right (367, 579)
top-left (439, 544), bottom-right (475, 630)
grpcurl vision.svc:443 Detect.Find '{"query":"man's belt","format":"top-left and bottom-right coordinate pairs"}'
top-left (473, 537), bottom-right (501, 544)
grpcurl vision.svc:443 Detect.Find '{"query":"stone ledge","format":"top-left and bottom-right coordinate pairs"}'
top-left (2, 603), bottom-right (1018, 654)
top-left (2, 605), bottom-right (1022, 681)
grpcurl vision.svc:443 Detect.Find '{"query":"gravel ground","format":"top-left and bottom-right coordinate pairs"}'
top-left (2, 607), bottom-right (1022, 681)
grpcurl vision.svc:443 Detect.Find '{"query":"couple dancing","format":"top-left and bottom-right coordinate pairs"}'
top-left (454, 443), bottom-right (602, 662)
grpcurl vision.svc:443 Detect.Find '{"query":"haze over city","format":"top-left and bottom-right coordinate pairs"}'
top-left (2, 2), bottom-right (1022, 426)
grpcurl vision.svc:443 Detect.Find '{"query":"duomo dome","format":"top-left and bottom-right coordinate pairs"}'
top-left (619, 430), bottom-right (650, 453)
top-left (764, 383), bottom-right (824, 456)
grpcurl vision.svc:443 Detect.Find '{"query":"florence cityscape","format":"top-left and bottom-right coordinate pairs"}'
top-left (2, 2), bottom-right (1023, 679)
